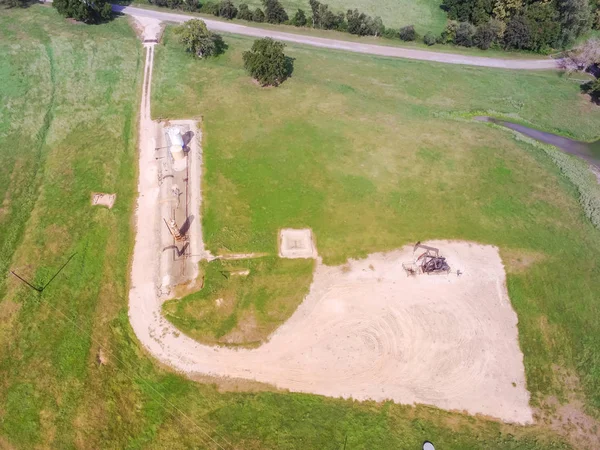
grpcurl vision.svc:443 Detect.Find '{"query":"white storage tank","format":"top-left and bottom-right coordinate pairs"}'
top-left (166, 126), bottom-right (185, 160)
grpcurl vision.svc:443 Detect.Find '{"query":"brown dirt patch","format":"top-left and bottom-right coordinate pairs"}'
top-left (220, 309), bottom-right (263, 345)
top-left (535, 365), bottom-right (600, 449)
top-left (501, 248), bottom-right (547, 273)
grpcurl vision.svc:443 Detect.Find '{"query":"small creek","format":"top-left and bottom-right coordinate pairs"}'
top-left (475, 116), bottom-right (600, 170)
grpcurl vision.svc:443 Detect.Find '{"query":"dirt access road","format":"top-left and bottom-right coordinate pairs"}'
top-left (129, 17), bottom-right (533, 425)
top-left (116, 4), bottom-right (558, 70)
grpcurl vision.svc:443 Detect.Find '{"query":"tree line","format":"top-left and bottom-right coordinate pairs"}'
top-left (145, 0), bottom-right (600, 52)
top-left (5, 0), bottom-right (597, 54)
top-left (440, 0), bottom-right (598, 52)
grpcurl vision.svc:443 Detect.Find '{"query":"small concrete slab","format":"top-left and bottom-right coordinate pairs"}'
top-left (279, 228), bottom-right (317, 259)
top-left (91, 193), bottom-right (116, 209)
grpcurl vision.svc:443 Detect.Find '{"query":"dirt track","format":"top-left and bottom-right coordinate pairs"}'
top-left (129, 17), bottom-right (533, 425)
top-left (116, 4), bottom-right (558, 70)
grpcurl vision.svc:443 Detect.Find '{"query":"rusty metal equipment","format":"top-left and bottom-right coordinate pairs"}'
top-left (403, 242), bottom-right (451, 276)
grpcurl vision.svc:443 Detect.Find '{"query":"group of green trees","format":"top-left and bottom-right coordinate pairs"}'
top-left (53, 0), bottom-right (112, 23)
top-left (1, 0), bottom-right (113, 23)
top-left (175, 19), bottom-right (292, 86)
top-left (441, 0), bottom-right (598, 51)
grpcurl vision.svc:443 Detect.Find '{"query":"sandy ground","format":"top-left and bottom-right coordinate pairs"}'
top-left (129, 16), bottom-right (532, 424)
top-left (115, 5), bottom-right (559, 70)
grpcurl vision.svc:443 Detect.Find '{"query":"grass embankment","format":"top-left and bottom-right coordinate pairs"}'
top-left (153, 29), bottom-right (600, 445)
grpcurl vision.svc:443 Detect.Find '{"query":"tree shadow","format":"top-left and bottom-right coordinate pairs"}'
top-left (284, 55), bottom-right (295, 80)
top-left (213, 34), bottom-right (229, 56)
top-left (580, 80), bottom-right (600, 105)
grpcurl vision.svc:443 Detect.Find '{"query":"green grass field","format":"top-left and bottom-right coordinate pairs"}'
top-left (0, 5), bottom-right (598, 449)
top-left (153, 28), bottom-right (600, 446)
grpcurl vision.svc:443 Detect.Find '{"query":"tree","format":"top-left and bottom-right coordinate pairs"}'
top-left (238, 3), bottom-right (253, 20)
top-left (309, 0), bottom-right (344, 30)
top-left (399, 25), bottom-right (417, 41)
top-left (175, 19), bottom-right (225, 58)
top-left (455, 21), bottom-right (476, 46)
top-left (263, 0), bottom-right (288, 24)
top-left (473, 20), bottom-right (498, 49)
top-left (560, 38), bottom-right (600, 71)
top-left (53, 0), bottom-right (112, 23)
top-left (492, 0), bottom-right (522, 22)
top-left (291, 9), bottom-right (307, 26)
top-left (372, 16), bottom-right (384, 36)
top-left (582, 77), bottom-right (600, 102)
top-left (442, 0), bottom-right (493, 24)
top-left (0, 0), bottom-right (28, 7)
top-left (252, 8), bottom-right (265, 22)
top-left (347, 9), bottom-right (377, 36)
top-left (525, 2), bottom-right (560, 52)
top-left (424, 32), bottom-right (437, 45)
top-left (558, 0), bottom-right (591, 47)
top-left (243, 38), bottom-right (291, 86)
top-left (218, 0), bottom-right (238, 19)
top-left (440, 20), bottom-right (459, 43)
top-left (503, 14), bottom-right (531, 49)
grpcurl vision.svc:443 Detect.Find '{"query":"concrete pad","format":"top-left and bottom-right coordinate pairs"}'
top-left (91, 192), bottom-right (116, 209)
top-left (279, 228), bottom-right (317, 259)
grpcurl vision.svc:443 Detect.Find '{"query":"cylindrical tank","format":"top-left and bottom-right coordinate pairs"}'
top-left (166, 126), bottom-right (185, 160)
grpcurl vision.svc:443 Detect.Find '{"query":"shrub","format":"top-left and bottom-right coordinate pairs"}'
top-left (218, 0), bottom-right (238, 19)
top-left (382, 27), bottom-right (399, 39)
top-left (503, 15), bottom-right (531, 49)
top-left (454, 21), bottom-right (476, 46)
top-left (291, 9), bottom-right (307, 26)
top-left (253, 8), bottom-right (265, 22)
top-left (440, 20), bottom-right (459, 43)
top-left (473, 21), bottom-right (497, 49)
top-left (424, 32), bottom-right (436, 45)
top-left (200, 1), bottom-right (219, 15)
top-left (263, 0), bottom-right (288, 24)
top-left (238, 3), bottom-right (253, 20)
top-left (399, 25), bottom-right (416, 41)
top-left (243, 38), bottom-right (291, 86)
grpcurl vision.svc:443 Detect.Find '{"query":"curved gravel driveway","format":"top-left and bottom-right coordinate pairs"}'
top-left (114, 4), bottom-right (559, 69)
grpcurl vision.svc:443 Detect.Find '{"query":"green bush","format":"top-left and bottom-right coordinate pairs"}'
top-left (399, 25), bottom-right (416, 41)
top-left (252, 8), bottom-right (265, 22)
top-left (424, 32), bottom-right (436, 46)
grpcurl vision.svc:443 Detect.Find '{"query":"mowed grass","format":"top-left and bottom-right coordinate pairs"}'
top-left (0, 6), bottom-right (579, 450)
top-left (153, 28), bottom-right (600, 440)
top-left (164, 257), bottom-right (314, 345)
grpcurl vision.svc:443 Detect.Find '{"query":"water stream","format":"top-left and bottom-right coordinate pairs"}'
top-left (475, 116), bottom-right (600, 170)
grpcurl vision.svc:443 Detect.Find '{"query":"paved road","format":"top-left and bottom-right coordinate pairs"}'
top-left (114, 4), bottom-right (559, 70)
